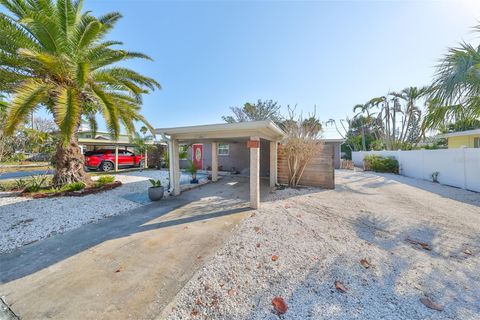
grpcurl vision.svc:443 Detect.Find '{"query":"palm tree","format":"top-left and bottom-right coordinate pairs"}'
top-left (0, 0), bottom-right (160, 186)
top-left (140, 125), bottom-right (148, 137)
top-left (427, 25), bottom-right (480, 129)
top-left (390, 86), bottom-right (427, 145)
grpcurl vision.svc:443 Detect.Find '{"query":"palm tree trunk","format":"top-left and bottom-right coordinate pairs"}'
top-left (52, 137), bottom-right (91, 187)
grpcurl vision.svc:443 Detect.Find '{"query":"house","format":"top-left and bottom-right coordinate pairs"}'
top-left (179, 138), bottom-right (343, 173)
top-left (438, 129), bottom-right (480, 149)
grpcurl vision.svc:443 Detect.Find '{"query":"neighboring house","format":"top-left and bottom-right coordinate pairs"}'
top-left (77, 130), bottom-right (133, 152)
top-left (438, 129), bottom-right (480, 149)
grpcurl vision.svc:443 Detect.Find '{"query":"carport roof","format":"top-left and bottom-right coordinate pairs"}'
top-left (155, 120), bottom-right (286, 141)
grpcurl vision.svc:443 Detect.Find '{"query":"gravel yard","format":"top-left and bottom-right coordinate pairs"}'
top-left (0, 169), bottom-right (205, 254)
top-left (165, 170), bottom-right (480, 320)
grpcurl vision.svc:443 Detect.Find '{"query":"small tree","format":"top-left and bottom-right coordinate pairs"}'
top-left (222, 99), bottom-right (283, 125)
top-left (282, 107), bottom-right (322, 187)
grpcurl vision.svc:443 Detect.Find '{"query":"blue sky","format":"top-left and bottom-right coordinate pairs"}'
top-left (31, 1), bottom-right (480, 137)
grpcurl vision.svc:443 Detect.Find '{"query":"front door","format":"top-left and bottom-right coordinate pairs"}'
top-left (192, 144), bottom-right (203, 170)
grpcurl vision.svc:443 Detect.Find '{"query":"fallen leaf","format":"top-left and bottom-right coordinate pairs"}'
top-left (463, 249), bottom-right (473, 256)
top-left (335, 280), bottom-right (348, 293)
top-left (405, 238), bottom-right (432, 251)
top-left (256, 243), bottom-right (261, 248)
top-left (191, 309), bottom-right (199, 316)
top-left (272, 297), bottom-right (288, 314)
top-left (420, 297), bottom-right (443, 311)
top-left (254, 226), bottom-right (260, 233)
top-left (271, 255), bottom-right (279, 262)
top-left (114, 266), bottom-right (124, 273)
top-left (195, 298), bottom-right (203, 306)
top-left (228, 288), bottom-right (236, 296)
top-left (360, 259), bottom-right (370, 269)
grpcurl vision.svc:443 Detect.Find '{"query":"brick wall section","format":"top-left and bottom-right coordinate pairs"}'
top-left (277, 143), bottom-right (335, 189)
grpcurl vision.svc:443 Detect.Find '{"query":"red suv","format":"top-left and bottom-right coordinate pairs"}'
top-left (84, 149), bottom-right (145, 172)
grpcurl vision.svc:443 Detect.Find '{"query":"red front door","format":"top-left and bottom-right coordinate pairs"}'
top-left (192, 144), bottom-right (203, 170)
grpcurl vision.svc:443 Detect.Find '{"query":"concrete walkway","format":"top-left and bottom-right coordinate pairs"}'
top-left (0, 176), bottom-right (266, 319)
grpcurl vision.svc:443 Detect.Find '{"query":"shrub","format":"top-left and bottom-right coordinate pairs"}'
top-left (363, 155), bottom-right (399, 173)
top-left (96, 175), bottom-right (115, 186)
top-left (149, 179), bottom-right (162, 187)
top-left (24, 174), bottom-right (49, 192)
top-left (61, 182), bottom-right (86, 192)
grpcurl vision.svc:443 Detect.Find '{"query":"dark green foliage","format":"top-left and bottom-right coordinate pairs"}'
top-left (363, 155), bottom-right (399, 174)
top-left (149, 179), bottom-right (162, 187)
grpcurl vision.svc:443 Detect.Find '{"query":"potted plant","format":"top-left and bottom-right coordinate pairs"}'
top-left (148, 179), bottom-right (164, 201)
top-left (187, 160), bottom-right (199, 184)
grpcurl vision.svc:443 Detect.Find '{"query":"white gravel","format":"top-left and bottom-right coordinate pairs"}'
top-left (165, 170), bottom-right (480, 320)
top-left (0, 170), bottom-right (174, 254)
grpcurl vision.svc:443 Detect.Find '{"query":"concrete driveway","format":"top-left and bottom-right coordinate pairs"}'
top-left (0, 176), bottom-right (268, 319)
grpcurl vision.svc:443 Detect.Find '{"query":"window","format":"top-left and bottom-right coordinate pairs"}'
top-left (218, 143), bottom-right (229, 156)
top-left (474, 137), bottom-right (480, 148)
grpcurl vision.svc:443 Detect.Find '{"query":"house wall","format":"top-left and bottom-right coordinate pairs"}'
top-left (180, 140), bottom-right (271, 176)
top-left (277, 143), bottom-right (335, 189)
top-left (448, 135), bottom-right (480, 148)
top-left (352, 149), bottom-right (480, 192)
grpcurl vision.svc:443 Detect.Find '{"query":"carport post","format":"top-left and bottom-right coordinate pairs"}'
top-left (250, 136), bottom-right (260, 209)
top-left (144, 149), bottom-right (148, 169)
top-left (269, 141), bottom-right (278, 189)
top-left (211, 142), bottom-right (218, 182)
top-left (115, 145), bottom-right (119, 172)
top-left (171, 139), bottom-right (181, 196)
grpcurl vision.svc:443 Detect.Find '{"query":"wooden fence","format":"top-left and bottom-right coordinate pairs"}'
top-left (277, 143), bottom-right (335, 189)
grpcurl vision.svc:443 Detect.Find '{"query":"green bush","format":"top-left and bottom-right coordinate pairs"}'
top-left (363, 155), bottom-right (399, 173)
top-left (24, 174), bottom-right (49, 192)
top-left (95, 175), bottom-right (115, 186)
top-left (61, 182), bottom-right (86, 192)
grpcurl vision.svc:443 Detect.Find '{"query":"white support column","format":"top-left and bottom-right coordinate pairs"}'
top-left (144, 149), bottom-right (148, 169)
top-left (250, 136), bottom-right (260, 209)
top-left (269, 141), bottom-right (277, 189)
top-left (115, 145), bottom-right (119, 172)
top-left (211, 142), bottom-right (218, 182)
top-left (172, 139), bottom-right (181, 195)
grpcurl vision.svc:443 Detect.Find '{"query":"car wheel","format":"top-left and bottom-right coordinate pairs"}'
top-left (101, 161), bottom-right (114, 172)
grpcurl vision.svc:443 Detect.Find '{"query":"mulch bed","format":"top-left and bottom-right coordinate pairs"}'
top-left (21, 181), bottom-right (122, 199)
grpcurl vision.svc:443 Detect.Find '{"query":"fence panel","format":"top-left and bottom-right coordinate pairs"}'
top-left (278, 143), bottom-right (335, 189)
top-left (352, 148), bottom-right (480, 192)
top-left (465, 148), bottom-right (480, 192)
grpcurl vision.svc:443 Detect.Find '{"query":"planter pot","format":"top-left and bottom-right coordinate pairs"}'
top-left (190, 179), bottom-right (199, 184)
top-left (148, 186), bottom-right (165, 201)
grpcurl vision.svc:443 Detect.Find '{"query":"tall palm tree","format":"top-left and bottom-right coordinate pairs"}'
top-left (427, 25), bottom-right (480, 129)
top-left (390, 86), bottom-right (427, 145)
top-left (0, 0), bottom-right (160, 186)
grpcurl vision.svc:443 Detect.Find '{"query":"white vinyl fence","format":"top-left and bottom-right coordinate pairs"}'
top-left (352, 148), bottom-right (480, 192)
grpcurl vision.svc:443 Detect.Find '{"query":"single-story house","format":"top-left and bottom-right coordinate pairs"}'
top-left (156, 120), bottom-right (337, 209)
top-left (156, 121), bottom-right (286, 209)
top-left (178, 138), bottom-right (343, 172)
top-left (437, 129), bottom-right (480, 149)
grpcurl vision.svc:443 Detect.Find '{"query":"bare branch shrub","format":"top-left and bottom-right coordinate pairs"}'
top-left (282, 106), bottom-right (323, 187)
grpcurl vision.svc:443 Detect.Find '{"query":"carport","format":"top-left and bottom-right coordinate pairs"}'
top-left (155, 121), bottom-right (285, 209)
top-left (78, 139), bottom-right (150, 172)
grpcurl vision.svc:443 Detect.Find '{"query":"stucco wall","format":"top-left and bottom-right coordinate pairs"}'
top-left (352, 149), bottom-right (480, 192)
top-left (180, 140), bottom-right (271, 176)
